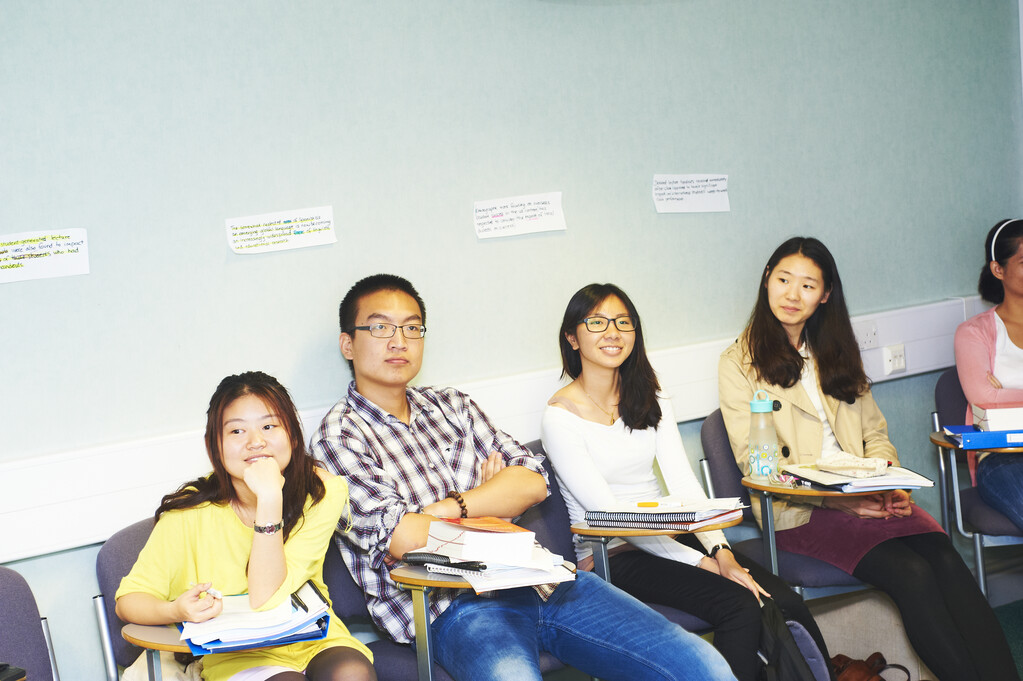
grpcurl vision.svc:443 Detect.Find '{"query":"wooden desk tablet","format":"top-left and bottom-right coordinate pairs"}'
top-left (120, 623), bottom-right (190, 681)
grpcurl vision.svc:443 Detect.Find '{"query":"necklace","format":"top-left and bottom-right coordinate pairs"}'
top-left (584, 390), bottom-right (617, 425)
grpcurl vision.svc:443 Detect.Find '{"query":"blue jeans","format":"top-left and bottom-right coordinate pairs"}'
top-left (977, 452), bottom-right (1023, 531)
top-left (430, 571), bottom-right (736, 681)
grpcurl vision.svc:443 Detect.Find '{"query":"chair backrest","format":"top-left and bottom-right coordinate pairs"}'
top-left (320, 536), bottom-right (373, 622)
top-left (934, 367), bottom-right (968, 428)
top-left (95, 518), bottom-right (155, 672)
top-left (515, 440), bottom-right (577, 561)
top-left (700, 409), bottom-right (756, 523)
top-left (0, 566), bottom-right (56, 681)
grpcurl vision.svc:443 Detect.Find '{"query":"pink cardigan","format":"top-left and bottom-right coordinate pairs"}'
top-left (954, 307), bottom-right (1023, 415)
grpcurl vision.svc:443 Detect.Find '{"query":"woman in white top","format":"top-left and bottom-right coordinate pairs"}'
top-left (541, 283), bottom-right (833, 681)
top-left (955, 218), bottom-right (1023, 531)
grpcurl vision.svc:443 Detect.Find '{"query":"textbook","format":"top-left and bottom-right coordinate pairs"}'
top-left (427, 517), bottom-right (536, 565)
top-left (778, 463), bottom-right (933, 492)
top-left (943, 424), bottom-right (1023, 449)
top-left (178, 580), bottom-right (329, 654)
top-left (584, 508), bottom-right (744, 531)
top-left (971, 402), bottom-right (1023, 432)
top-left (584, 497), bottom-right (743, 525)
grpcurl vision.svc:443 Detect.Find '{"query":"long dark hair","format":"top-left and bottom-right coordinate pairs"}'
top-left (744, 237), bottom-right (868, 403)
top-left (979, 219), bottom-right (1023, 304)
top-left (157, 371), bottom-right (325, 541)
top-left (558, 283), bottom-right (662, 430)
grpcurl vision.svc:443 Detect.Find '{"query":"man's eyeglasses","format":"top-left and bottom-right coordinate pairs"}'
top-left (350, 323), bottom-right (427, 339)
top-left (580, 316), bottom-right (636, 333)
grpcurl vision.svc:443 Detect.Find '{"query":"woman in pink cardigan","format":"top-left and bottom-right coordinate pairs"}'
top-left (954, 218), bottom-right (1023, 531)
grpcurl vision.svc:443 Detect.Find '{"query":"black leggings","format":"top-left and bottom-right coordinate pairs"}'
top-left (609, 540), bottom-right (834, 681)
top-left (851, 532), bottom-right (1019, 681)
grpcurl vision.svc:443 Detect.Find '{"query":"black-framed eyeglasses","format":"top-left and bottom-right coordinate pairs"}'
top-left (580, 316), bottom-right (636, 333)
top-left (349, 323), bottom-right (427, 339)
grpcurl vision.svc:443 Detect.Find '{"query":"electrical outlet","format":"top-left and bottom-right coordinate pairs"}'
top-left (853, 321), bottom-right (878, 351)
top-left (883, 343), bottom-right (906, 375)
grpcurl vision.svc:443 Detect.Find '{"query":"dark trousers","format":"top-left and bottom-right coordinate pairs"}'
top-left (852, 532), bottom-right (1020, 681)
top-left (609, 538), bottom-right (834, 681)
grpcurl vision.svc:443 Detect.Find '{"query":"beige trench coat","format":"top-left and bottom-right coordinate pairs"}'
top-left (718, 337), bottom-right (898, 531)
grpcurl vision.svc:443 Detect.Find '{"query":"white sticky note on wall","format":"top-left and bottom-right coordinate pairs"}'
top-left (0, 229), bottom-right (90, 284)
top-left (226, 206), bottom-right (336, 254)
top-left (653, 174), bottom-right (730, 213)
top-left (474, 192), bottom-right (566, 239)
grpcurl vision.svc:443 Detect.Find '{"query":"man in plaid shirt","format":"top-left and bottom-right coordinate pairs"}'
top-left (312, 274), bottom-right (734, 681)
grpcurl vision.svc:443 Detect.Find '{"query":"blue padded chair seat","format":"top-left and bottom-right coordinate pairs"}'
top-left (729, 539), bottom-right (861, 589)
top-left (961, 487), bottom-right (1023, 537)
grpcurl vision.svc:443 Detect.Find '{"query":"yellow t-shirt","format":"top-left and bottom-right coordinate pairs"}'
top-left (117, 475), bottom-right (371, 681)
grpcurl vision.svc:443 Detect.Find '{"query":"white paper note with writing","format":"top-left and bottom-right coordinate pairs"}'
top-left (226, 206), bottom-right (336, 254)
top-left (0, 229), bottom-right (90, 284)
top-left (652, 174), bottom-right (730, 213)
top-left (474, 192), bottom-right (566, 239)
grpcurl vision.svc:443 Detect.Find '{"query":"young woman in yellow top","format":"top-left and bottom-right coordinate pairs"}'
top-left (117, 372), bottom-right (374, 681)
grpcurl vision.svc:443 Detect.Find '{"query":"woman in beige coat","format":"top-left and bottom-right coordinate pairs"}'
top-left (719, 236), bottom-right (1017, 681)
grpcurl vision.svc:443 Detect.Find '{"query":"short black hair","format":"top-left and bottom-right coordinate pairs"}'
top-left (337, 274), bottom-right (426, 373)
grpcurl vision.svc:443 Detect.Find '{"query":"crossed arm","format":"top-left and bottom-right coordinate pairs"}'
top-left (387, 460), bottom-right (547, 560)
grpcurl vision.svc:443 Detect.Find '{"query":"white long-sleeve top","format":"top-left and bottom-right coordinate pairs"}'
top-left (540, 396), bottom-right (727, 565)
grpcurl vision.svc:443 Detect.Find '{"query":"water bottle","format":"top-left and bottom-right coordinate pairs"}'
top-left (748, 389), bottom-right (779, 481)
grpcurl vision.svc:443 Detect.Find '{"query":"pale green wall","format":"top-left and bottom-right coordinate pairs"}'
top-left (3, 2), bottom-right (1022, 679)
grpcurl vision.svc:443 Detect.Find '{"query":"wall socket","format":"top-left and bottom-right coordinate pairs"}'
top-left (853, 321), bottom-right (879, 350)
top-left (883, 343), bottom-right (907, 375)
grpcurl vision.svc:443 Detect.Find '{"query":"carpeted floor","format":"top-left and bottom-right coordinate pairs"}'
top-left (995, 599), bottom-right (1023, 677)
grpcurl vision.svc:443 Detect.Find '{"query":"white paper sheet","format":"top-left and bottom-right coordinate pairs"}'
top-left (474, 191), bottom-right (566, 239)
top-left (652, 174), bottom-right (730, 213)
top-left (0, 229), bottom-right (90, 284)
top-left (226, 206), bottom-right (336, 254)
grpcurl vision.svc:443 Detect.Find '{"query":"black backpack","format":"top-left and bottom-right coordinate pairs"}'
top-left (758, 598), bottom-right (821, 681)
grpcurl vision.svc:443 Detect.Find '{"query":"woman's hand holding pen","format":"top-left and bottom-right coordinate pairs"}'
top-left (174, 582), bottom-right (223, 623)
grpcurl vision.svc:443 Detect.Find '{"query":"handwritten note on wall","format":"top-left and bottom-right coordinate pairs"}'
top-left (0, 229), bottom-right (90, 284)
top-left (652, 174), bottom-right (730, 213)
top-left (226, 206), bottom-right (336, 254)
top-left (474, 192), bottom-right (566, 239)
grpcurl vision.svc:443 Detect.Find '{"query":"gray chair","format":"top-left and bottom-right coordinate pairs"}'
top-left (932, 366), bottom-right (1023, 596)
top-left (700, 409), bottom-right (865, 598)
top-left (94, 517), bottom-right (156, 681)
top-left (0, 566), bottom-right (60, 681)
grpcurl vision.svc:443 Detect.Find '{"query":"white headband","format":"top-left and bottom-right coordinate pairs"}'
top-left (991, 219), bottom-right (1023, 262)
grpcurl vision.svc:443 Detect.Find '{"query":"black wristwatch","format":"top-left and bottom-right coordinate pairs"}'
top-left (709, 543), bottom-right (730, 558)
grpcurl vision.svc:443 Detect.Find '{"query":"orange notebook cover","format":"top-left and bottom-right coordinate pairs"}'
top-left (440, 517), bottom-right (529, 533)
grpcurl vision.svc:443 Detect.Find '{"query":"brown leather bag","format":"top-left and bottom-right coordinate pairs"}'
top-left (831, 652), bottom-right (910, 681)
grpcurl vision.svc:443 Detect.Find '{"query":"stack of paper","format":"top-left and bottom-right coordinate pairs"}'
top-left (972, 403), bottom-right (1023, 431)
top-left (421, 518), bottom-right (574, 594)
top-left (584, 498), bottom-right (744, 530)
top-left (178, 580), bottom-right (329, 654)
top-left (779, 464), bottom-right (933, 492)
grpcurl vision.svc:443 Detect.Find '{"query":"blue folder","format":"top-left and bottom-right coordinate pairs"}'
top-left (942, 425), bottom-right (1023, 449)
top-left (178, 613), bottom-right (329, 655)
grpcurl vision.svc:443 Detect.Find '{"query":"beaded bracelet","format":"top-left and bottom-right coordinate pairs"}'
top-left (446, 490), bottom-right (468, 518)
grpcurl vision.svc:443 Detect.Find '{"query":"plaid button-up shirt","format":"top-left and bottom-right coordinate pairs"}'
top-left (311, 382), bottom-right (548, 644)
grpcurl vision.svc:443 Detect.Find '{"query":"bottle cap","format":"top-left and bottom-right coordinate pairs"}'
top-left (750, 389), bottom-right (773, 413)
